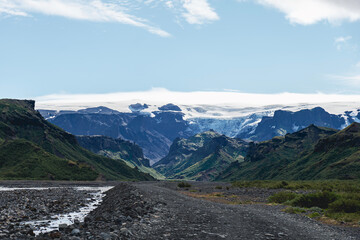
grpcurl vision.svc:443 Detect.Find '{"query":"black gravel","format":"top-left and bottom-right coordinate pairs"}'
top-left (0, 181), bottom-right (359, 240)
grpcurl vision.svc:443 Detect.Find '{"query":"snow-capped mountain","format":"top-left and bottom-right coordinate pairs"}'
top-left (37, 100), bottom-right (360, 164)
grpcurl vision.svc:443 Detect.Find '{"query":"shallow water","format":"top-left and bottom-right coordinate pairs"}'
top-left (0, 186), bottom-right (113, 235)
top-left (0, 187), bottom-right (60, 191)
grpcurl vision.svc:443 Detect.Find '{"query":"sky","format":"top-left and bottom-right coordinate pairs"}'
top-left (1, 0), bottom-right (360, 99)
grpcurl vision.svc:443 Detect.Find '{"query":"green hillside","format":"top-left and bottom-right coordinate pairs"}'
top-left (77, 135), bottom-right (164, 179)
top-left (154, 130), bottom-right (248, 181)
top-left (0, 99), bottom-right (153, 181)
top-left (217, 124), bottom-right (360, 181)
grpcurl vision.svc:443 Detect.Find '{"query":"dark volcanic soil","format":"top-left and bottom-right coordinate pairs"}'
top-left (0, 181), bottom-right (359, 240)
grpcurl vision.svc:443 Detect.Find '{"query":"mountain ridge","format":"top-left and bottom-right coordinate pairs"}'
top-left (217, 123), bottom-right (360, 181)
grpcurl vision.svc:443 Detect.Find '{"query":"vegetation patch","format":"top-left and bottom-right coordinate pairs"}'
top-left (177, 182), bottom-right (192, 188)
top-left (284, 206), bottom-right (307, 214)
top-left (255, 180), bottom-right (360, 225)
top-left (291, 191), bottom-right (338, 209)
top-left (268, 191), bottom-right (297, 204)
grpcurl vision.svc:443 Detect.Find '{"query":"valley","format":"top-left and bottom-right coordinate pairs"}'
top-left (1, 99), bottom-right (360, 239)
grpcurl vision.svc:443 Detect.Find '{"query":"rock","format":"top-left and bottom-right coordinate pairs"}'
top-left (27, 229), bottom-right (35, 236)
top-left (71, 228), bottom-right (80, 235)
top-left (99, 232), bottom-right (111, 239)
top-left (49, 231), bottom-right (61, 238)
top-left (110, 232), bottom-right (118, 238)
top-left (58, 223), bottom-right (67, 230)
top-left (120, 227), bottom-right (128, 234)
top-left (265, 233), bottom-right (275, 237)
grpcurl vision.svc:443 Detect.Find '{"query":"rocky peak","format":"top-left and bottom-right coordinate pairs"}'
top-left (343, 122), bottom-right (360, 134)
top-left (158, 103), bottom-right (181, 112)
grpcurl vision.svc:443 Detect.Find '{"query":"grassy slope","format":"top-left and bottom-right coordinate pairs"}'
top-left (76, 135), bottom-right (164, 179)
top-left (287, 123), bottom-right (360, 180)
top-left (0, 99), bottom-right (153, 181)
top-left (0, 139), bottom-right (97, 180)
top-left (217, 125), bottom-right (346, 181)
top-left (99, 150), bottom-right (165, 179)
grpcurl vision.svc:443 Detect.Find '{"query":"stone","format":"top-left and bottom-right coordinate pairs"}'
top-left (58, 224), bottom-right (67, 230)
top-left (99, 232), bottom-right (111, 240)
top-left (71, 228), bottom-right (81, 236)
top-left (49, 231), bottom-right (62, 238)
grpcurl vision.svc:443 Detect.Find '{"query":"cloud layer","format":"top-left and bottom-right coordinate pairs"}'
top-left (256, 0), bottom-right (360, 25)
top-left (35, 88), bottom-right (360, 116)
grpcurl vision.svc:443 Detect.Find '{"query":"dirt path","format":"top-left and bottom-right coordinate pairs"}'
top-left (132, 182), bottom-right (360, 240)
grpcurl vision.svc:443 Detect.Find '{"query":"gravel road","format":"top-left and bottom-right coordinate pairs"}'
top-left (129, 182), bottom-right (360, 240)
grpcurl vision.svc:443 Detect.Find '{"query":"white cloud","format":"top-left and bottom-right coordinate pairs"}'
top-left (335, 36), bottom-right (352, 43)
top-left (356, 62), bottom-right (360, 68)
top-left (0, 0), bottom-right (220, 35)
top-left (334, 36), bottom-right (353, 50)
top-left (0, 0), bottom-right (171, 37)
top-left (165, 1), bottom-right (174, 9)
top-left (181, 0), bottom-right (219, 24)
top-left (329, 74), bottom-right (360, 86)
top-left (253, 0), bottom-right (360, 25)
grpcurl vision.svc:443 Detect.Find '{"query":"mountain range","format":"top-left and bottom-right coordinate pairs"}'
top-left (2, 99), bottom-right (360, 181)
top-left (39, 103), bottom-right (360, 164)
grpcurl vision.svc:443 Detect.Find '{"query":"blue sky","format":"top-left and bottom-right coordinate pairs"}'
top-left (1, 0), bottom-right (360, 98)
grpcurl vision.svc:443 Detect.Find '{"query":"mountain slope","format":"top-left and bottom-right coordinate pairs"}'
top-left (0, 99), bottom-right (153, 181)
top-left (76, 135), bottom-right (164, 179)
top-left (154, 130), bottom-right (249, 181)
top-left (289, 123), bottom-right (360, 180)
top-left (217, 124), bottom-right (360, 181)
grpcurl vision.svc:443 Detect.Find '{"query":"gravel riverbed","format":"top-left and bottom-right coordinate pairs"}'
top-left (0, 181), bottom-right (359, 240)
